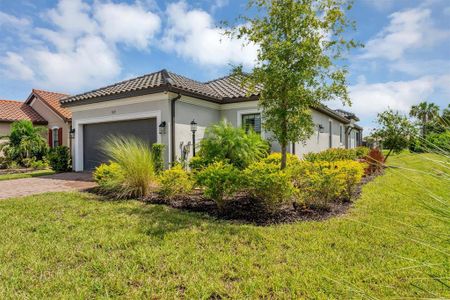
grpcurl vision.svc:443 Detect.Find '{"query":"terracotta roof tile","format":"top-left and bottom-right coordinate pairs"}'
top-left (0, 100), bottom-right (47, 124)
top-left (32, 89), bottom-right (72, 120)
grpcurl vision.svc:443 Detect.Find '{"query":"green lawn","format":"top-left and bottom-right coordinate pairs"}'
top-left (0, 169), bottom-right (55, 181)
top-left (0, 153), bottom-right (448, 299)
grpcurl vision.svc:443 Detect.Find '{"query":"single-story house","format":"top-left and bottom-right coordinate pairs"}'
top-left (0, 89), bottom-right (72, 149)
top-left (60, 69), bottom-right (363, 171)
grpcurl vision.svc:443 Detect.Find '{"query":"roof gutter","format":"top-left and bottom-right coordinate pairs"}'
top-left (170, 93), bottom-right (182, 164)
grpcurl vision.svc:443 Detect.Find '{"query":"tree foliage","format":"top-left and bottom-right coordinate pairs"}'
top-left (0, 120), bottom-right (48, 165)
top-left (409, 101), bottom-right (440, 137)
top-left (226, 0), bottom-right (359, 168)
top-left (373, 109), bottom-right (416, 161)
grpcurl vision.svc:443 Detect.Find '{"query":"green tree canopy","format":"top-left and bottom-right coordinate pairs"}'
top-left (374, 109), bottom-right (416, 161)
top-left (227, 0), bottom-right (359, 168)
top-left (409, 101), bottom-right (440, 137)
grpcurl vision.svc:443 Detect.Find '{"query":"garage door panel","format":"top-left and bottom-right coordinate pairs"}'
top-left (83, 118), bottom-right (157, 170)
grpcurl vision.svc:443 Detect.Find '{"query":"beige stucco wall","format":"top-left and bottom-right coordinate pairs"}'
top-left (29, 97), bottom-right (70, 147)
top-left (0, 122), bottom-right (11, 137)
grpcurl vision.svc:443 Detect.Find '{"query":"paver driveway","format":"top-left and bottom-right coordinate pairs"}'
top-left (0, 172), bottom-right (96, 200)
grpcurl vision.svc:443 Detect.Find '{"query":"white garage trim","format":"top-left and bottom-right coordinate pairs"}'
top-left (73, 110), bottom-right (161, 171)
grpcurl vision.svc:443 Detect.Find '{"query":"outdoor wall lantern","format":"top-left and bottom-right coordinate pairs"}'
top-left (69, 128), bottom-right (76, 139)
top-left (318, 124), bottom-right (325, 133)
top-left (190, 119), bottom-right (197, 156)
top-left (159, 121), bottom-right (167, 135)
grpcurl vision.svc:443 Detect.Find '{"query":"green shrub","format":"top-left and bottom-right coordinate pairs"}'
top-left (263, 152), bottom-right (300, 166)
top-left (198, 120), bottom-right (269, 169)
top-left (304, 148), bottom-right (357, 162)
top-left (93, 162), bottom-right (124, 191)
top-left (188, 156), bottom-right (209, 171)
top-left (158, 165), bottom-right (193, 199)
top-left (152, 143), bottom-right (165, 174)
top-left (425, 131), bottom-right (450, 153)
top-left (355, 146), bottom-right (370, 158)
top-left (31, 159), bottom-right (48, 170)
top-left (48, 146), bottom-right (71, 172)
top-left (289, 160), bottom-right (365, 208)
top-left (101, 136), bottom-right (155, 198)
top-left (195, 161), bottom-right (242, 209)
top-left (243, 161), bottom-right (295, 211)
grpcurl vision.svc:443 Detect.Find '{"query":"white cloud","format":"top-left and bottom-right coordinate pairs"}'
top-left (347, 77), bottom-right (437, 119)
top-left (0, 12), bottom-right (31, 28)
top-left (0, 52), bottom-right (34, 80)
top-left (94, 2), bottom-right (160, 49)
top-left (161, 1), bottom-right (257, 67)
top-left (32, 35), bottom-right (120, 90)
top-left (0, 0), bottom-right (161, 91)
top-left (360, 8), bottom-right (449, 60)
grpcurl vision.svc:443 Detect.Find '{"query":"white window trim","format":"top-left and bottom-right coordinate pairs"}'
top-left (51, 126), bottom-right (60, 148)
top-left (73, 110), bottom-right (161, 171)
top-left (236, 108), bottom-right (264, 137)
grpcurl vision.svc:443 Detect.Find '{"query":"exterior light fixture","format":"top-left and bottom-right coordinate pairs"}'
top-left (190, 119), bottom-right (197, 156)
top-left (69, 128), bottom-right (76, 139)
top-left (159, 121), bottom-right (167, 135)
top-left (318, 124), bottom-right (325, 133)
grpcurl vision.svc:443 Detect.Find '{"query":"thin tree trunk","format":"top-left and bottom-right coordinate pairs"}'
top-left (384, 148), bottom-right (393, 162)
top-left (281, 143), bottom-right (287, 169)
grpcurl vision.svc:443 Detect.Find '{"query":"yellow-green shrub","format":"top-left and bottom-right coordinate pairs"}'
top-left (244, 161), bottom-right (295, 211)
top-left (355, 146), bottom-right (370, 158)
top-left (289, 160), bottom-right (365, 208)
top-left (263, 152), bottom-right (300, 166)
top-left (304, 148), bottom-right (357, 162)
top-left (93, 162), bottom-right (124, 191)
top-left (195, 161), bottom-right (242, 209)
top-left (158, 165), bottom-right (193, 199)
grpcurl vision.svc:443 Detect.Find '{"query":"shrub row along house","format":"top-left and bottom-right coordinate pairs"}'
top-left (59, 69), bottom-right (363, 171)
top-left (0, 89), bottom-right (72, 149)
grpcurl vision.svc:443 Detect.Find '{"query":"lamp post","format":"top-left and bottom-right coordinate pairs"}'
top-left (190, 119), bottom-right (197, 156)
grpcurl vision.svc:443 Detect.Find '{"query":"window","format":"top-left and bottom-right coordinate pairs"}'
top-left (329, 120), bottom-right (332, 148)
top-left (339, 125), bottom-right (343, 144)
top-left (52, 128), bottom-right (59, 148)
top-left (242, 113), bottom-right (261, 133)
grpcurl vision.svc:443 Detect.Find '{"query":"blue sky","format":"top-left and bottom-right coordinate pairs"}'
top-left (0, 0), bottom-right (449, 132)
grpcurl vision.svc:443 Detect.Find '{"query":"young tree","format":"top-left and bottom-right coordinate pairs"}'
top-left (374, 109), bottom-right (416, 161)
top-left (226, 0), bottom-right (359, 168)
top-left (409, 101), bottom-right (440, 137)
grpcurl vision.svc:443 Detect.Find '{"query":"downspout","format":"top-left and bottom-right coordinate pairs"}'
top-left (170, 93), bottom-right (182, 164)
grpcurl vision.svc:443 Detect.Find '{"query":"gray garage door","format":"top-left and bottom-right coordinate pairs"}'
top-left (83, 118), bottom-right (157, 170)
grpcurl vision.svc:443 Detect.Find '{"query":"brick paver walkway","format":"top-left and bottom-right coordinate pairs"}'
top-left (0, 172), bottom-right (96, 200)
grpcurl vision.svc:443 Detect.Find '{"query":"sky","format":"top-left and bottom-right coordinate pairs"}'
top-left (0, 0), bottom-right (449, 132)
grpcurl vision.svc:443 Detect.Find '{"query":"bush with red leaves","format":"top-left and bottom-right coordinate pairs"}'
top-left (362, 148), bottom-right (385, 175)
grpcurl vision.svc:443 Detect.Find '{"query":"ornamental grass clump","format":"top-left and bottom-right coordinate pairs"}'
top-left (304, 148), bottom-right (358, 162)
top-left (100, 136), bottom-right (155, 198)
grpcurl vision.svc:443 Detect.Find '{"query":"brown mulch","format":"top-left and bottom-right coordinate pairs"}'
top-left (142, 173), bottom-right (380, 226)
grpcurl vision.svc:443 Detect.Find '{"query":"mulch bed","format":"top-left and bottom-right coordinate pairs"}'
top-left (142, 173), bottom-right (380, 226)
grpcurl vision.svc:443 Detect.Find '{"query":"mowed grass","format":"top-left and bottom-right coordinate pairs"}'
top-left (0, 169), bottom-right (55, 181)
top-left (0, 153), bottom-right (448, 299)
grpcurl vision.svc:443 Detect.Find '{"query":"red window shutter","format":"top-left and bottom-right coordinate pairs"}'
top-left (48, 129), bottom-right (53, 147)
top-left (58, 128), bottom-right (63, 146)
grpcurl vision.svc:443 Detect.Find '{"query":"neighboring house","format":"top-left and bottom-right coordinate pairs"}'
top-left (0, 89), bottom-right (72, 149)
top-left (25, 89), bottom-right (72, 148)
top-left (60, 69), bottom-right (363, 171)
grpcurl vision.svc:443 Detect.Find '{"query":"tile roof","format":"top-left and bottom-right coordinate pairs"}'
top-left (61, 70), bottom-right (256, 105)
top-left (60, 69), bottom-right (359, 123)
top-left (31, 89), bottom-right (72, 120)
top-left (334, 109), bottom-right (360, 121)
top-left (0, 100), bottom-right (47, 124)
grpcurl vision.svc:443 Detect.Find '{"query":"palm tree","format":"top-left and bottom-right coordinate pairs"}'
top-left (409, 101), bottom-right (440, 137)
